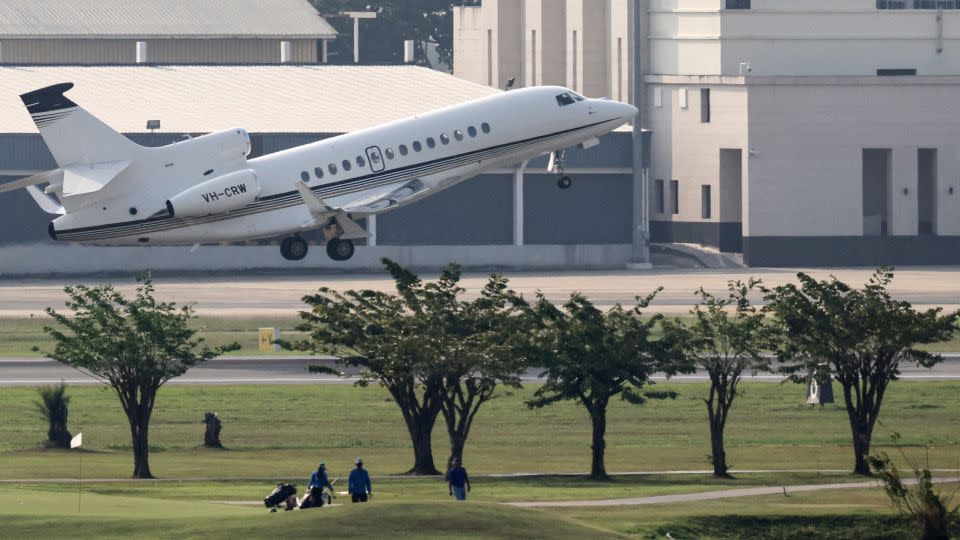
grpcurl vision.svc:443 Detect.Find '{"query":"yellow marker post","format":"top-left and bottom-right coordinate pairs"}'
top-left (259, 328), bottom-right (280, 352)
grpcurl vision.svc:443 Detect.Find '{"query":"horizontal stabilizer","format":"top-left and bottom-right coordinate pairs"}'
top-left (25, 185), bottom-right (64, 215)
top-left (0, 169), bottom-right (62, 194)
top-left (62, 161), bottom-right (132, 197)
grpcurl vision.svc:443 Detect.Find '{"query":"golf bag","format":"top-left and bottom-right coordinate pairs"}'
top-left (298, 487), bottom-right (325, 510)
top-left (264, 483), bottom-right (298, 511)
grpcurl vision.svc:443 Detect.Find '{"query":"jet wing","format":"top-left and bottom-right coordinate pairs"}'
top-left (61, 160), bottom-right (132, 197)
top-left (342, 179), bottom-right (429, 215)
top-left (295, 182), bottom-right (370, 240)
top-left (0, 169), bottom-right (62, 194)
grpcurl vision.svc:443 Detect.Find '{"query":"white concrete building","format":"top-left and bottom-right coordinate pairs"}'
top-left (454, 0), bottom-right (960, 266)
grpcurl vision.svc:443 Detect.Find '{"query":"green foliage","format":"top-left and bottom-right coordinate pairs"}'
top-left (310, 0), bottom-right (476, 67)
top-left (33, 383), bottom-right (72, 449)
top-left (523, 289), bottom-right (692, 479)
top-left (870, 434), bottom-right (960, 540)
top-left (295, 259), bottom-right (527, 473)
top-left (765, 267), bottom-right (960, 475)
top-left (39, 276), bottom-right (234, 478)
top-left (666, 279), bottom-right (773, 477)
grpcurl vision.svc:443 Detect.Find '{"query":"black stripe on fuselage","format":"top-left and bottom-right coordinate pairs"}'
top-left (54, 118), bottom-right (616, 242)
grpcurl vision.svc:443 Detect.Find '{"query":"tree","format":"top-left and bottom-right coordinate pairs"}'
top-left (666, 279), bottom-right (772, 478)
top-left (430, 272), bottom-right (527, 467)
top-left (523, 290), bottom-right (691, 480)
top-left (870, 434), bottom-right (960, 540)
top-left (39, 277), bottom-right (231, 479)
top-left (34, 383), bottom-right (72, 449)
top-left (310, 0), bottom-right (475, 67)
top-left (765, 268), bottom-right (958, 476)
top-left (296, 260), bottom-right (456, 475)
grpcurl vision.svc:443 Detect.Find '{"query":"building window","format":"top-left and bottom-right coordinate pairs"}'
top-left (671, 180), bottom-right (679, 214)
top-left (572, 30), bottom-right (579, 92)
top-left (877, 68), bottom-right (917, 76)
top-left (679, 88), bottom-right (688, 110)
top-left (701, 89), bottom-right (711, 123)
top-left (701, 185), bottom-right (712, 219)
top-left (654, 87), bottom-right (663, 108)
top-left (726, 0), bottom-right (751, 8)
top-left (487, 29), bottom-right (493, 87)
top-left (531, 30), bottom-right (537, 86)
top-left (655, 179), bottom-right (665, 214)
top-left (300, 171), bottom-right (310, 182)
top-left (314, 167), bottom-right (324, 179)
top-left (617, 37), bottom-right (623, 102)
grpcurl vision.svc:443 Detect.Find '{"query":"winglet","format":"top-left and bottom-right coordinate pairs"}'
top-left (20, 83), bottom-right (78, 115)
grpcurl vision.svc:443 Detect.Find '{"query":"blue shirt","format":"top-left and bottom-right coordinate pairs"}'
top-left (348, 467), bottom-right (371, 494)
top-left (447, 467), bottom-right (468, 488)
top-left (309, 470), bottom-right (331, 490)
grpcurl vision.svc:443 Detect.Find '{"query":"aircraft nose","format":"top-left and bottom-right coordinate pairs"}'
top-left (617, 101), bottom-right (639, 120)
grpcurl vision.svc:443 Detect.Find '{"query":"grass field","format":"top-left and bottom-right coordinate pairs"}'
top-left (3, 314), bottom-right (959, 357)
top-left (3, 382), bottom-right (960, 538)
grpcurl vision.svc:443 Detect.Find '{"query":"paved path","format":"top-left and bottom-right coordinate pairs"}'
top-left (508, 478), bottom-right (960, 508)
top-left (4, 356), bottom-right (960, 386)
top-left (1, 267), bottom-right (959, 317)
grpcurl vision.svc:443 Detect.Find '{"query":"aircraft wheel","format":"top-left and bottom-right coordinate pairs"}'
top-left (326, 238), bottom-right (355, 262)
top-left (557, 176), bottom-right (573, 190)
top-left (281, 236), bottom-right (308, 261)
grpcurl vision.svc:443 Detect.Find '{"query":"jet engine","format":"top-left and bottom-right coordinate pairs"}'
top-left (165, 169), bottom-right (260, 218)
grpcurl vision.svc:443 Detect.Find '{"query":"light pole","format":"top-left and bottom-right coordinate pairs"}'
top-left (342, 11), bottom-right (378, 63)
top-left (628, 0), bottom-right (651, 270)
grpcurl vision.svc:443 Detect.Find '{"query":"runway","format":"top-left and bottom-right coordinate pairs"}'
top-left (1, 267), bottom-right (959, 317)
top-left (3, 355), bottom-right (960, 387)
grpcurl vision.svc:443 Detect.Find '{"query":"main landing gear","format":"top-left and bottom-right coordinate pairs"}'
top-left (280, 236), bottom-right (309, 261)
top-left (549, 150), bottom-right (573, 190)
top-left (326, 237), bottom-right (355, 262)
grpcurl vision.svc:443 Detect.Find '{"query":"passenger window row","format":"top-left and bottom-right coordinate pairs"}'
top-left (300, 122), bottom-right (492, 182)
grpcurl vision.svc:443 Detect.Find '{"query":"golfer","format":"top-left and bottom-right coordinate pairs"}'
top-left (446, 458), bottom-right (471, 501)
top-left (348, 457), bottom-right (372, 503)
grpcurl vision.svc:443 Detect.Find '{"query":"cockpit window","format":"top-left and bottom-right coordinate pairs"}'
top-left (572, 92), bottom-right (586, 101)
top-left (556, 93), bottom-right (577, 106)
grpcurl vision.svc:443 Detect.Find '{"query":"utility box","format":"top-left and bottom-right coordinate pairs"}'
top-left (806, 363), bottom-right (835, 405)
top-left (259, 328), bottom-right (281, 352)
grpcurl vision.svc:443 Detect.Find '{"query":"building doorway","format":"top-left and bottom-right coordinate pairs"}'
top-left (719, 149), bottom-right (743, 252)
top-left (918, 148), bottom-right (937, 235)
top-left (862, 149), bottom-right (891, 236)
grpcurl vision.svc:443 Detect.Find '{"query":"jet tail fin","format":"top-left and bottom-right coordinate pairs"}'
top-left (20, 83), bottom-right (141, 167)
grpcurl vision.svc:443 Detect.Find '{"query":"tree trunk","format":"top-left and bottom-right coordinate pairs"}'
top-left (589, 407), bottom-right (609, 480)
top-left (408, 416), bottom-right (441, 476)
top-left (131, 418), bottom-right (153, 479)
top-left (449, 435), bottom-right (465, 469)
top-left (710, 421), bottom-right (730, 478)
top-left (48, 420), bottom-right (72, 449)
top-left (851, 423), bottom-right (873, 476)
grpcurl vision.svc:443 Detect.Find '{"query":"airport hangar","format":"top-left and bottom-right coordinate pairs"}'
top-left (0, 65), bottom-right (636, 275)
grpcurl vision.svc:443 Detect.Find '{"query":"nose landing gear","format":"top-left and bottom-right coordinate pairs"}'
top-left (280, 236), bottom-right (309, 261)
top-left (548, 150), bottom-right (573, 190)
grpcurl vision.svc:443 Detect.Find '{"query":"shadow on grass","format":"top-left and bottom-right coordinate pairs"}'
top-left (651, 515), bottom-right (933, 540)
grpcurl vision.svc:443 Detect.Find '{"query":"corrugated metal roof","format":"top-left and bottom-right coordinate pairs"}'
top-left (0, 0), bottom-right (337, 38)
top-left (0, 65), bottom-right (501, 134)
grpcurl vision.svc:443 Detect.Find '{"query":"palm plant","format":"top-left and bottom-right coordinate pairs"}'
top-left (34, 383), bottom-right (72, 448)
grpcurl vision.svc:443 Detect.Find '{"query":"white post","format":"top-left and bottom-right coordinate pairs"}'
top-left (280, 41), bottom-right (292, 63)
top-left (367, 214), bottom-right (378, 247)
top-left (513, 160), bottom-right (529, 246)
top-left (136, 41), bottom-right (148, 63)
top-left (354, 17), bottom-right (360, 63)
top-left (322, 39), bottom-right (329, 64)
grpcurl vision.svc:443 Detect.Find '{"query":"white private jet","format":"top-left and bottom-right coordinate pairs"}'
top-left (1, 83), bottom-right (636, 261)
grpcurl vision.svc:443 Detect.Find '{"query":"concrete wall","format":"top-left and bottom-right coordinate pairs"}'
top-left (0, 38), bottom-right (318, 64)
top-left (453, 2), bottom-right (523, 89)
top-left (649, 0), bottom-right (960, 77)
top-left (524, 0), bottom-right (568, 87)
top-left (745, 78), bottom-right (960, 240)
